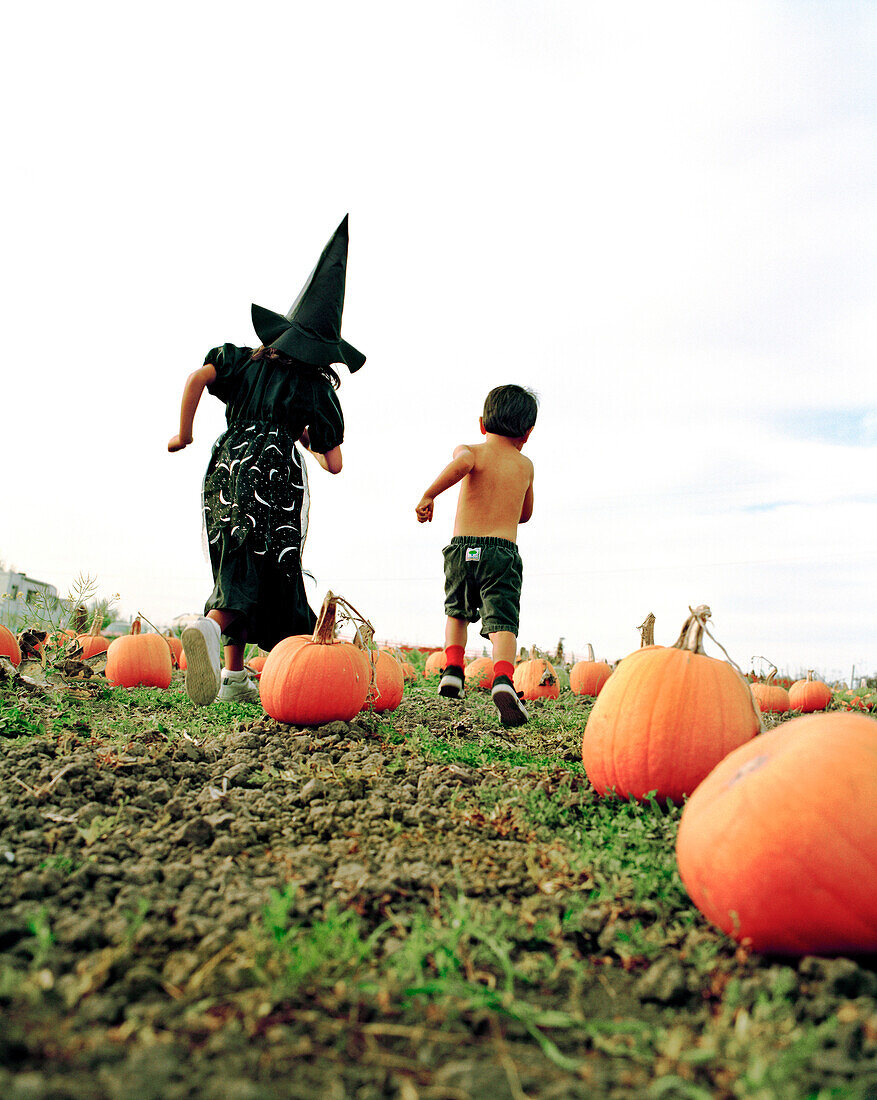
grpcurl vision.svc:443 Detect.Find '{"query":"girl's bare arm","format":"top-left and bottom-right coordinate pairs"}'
top-left (168, 364), bottom-right (217, 451)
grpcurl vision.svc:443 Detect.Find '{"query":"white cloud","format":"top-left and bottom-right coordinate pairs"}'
top-left (4, 1), bottom-right (877, 676)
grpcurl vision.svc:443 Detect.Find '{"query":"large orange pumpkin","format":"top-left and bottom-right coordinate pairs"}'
top-left (363, 648), bottom-right (404, 713)
top-left (0, 623), bottom-right (22, 667)
top-left (676, 712), bottom-right (877, 954)
top-left (582, 606), bottom-right (760, 803)
top-left (788, 670), bottom-right (832, 713)
top-left (106, 618), bottom-right (173, 689)
top-left (465, 657), bottom-right (494, 690)
top-left (261, 594), bottom-right (371, 725)
top-left (569, 644), bottom-right (612, 697)
top-left (513, 651), bottom-right (560, 701)
top-left (750, 667), bottom-right (790, 714)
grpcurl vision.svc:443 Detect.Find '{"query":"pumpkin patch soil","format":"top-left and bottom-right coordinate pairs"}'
top-left (0, 669), bottom-right (875, 1099)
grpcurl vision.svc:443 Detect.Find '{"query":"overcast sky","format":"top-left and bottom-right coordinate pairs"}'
top-left (3, 1), bottom-right (876, 679)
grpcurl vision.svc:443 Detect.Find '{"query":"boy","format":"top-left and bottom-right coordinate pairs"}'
top-left (415, 385), bottom-right (537, 727)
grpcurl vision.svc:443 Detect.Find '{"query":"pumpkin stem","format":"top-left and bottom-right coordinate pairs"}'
top-left (89, 609), bottom-right (103, 637)
top-left (131, 617), bottom-right (142, 636)
top-left (673, 605), bottom-right (711, 654)
top-left (313, 592), bottom-right (338, 645)
top-left (539, 664), bottom-right (557, 686)
top-left (807, 669), bottom-right (815, 682)
top-left (638, 613), bottom-right (656, 647)
top-left (751, 656), bottom-right (778, 683)
top-left (138, 611), bottom-right (178, 661)
top-left (585, 642), bottom-right (595, 662)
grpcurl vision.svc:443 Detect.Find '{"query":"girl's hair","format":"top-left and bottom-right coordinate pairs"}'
top-left (250, 345), bottom-right (341, 389)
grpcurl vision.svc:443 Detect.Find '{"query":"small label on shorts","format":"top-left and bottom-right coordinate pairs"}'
top-left (465, 547), bottom-right (481, 561)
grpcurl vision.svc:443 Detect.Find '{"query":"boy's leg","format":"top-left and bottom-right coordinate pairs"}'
top-left (439, 617), bottom-right (467, 699)
top-left (489, 630), bottom-right (528, 727)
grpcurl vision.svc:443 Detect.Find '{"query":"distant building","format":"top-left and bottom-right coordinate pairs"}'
top-left (0, 569), bottom-right (59, 627)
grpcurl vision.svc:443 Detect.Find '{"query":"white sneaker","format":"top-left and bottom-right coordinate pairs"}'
top-left (218, 669), bottom-right (261, 703)
top-left (182, 617), bottom-right (222, 706)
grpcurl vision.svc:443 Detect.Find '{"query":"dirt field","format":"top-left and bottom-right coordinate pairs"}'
top-left (1, 662), bottom-right (875, 1099)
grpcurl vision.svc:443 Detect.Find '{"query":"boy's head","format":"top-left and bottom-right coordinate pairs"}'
top-left (482, 385), bottom-right (538, 439)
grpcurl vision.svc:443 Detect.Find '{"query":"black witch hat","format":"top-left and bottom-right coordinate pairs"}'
top-left (251, 215), bottom-right (365, 372)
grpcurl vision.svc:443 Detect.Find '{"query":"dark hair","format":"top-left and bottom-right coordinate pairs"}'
top-left (482, 385), bottom-right (538, 438)
top-left (250, 345), bottom-right (341, 390)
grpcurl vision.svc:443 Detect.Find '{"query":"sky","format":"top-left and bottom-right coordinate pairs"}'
top-left (3, 0), bottom-right (876, 680)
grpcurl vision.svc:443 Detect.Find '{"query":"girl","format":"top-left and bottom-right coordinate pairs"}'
top-left (169, 216), bottom-right (365, 705)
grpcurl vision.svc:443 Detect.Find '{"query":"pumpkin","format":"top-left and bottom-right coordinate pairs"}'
top-left (261, 593), bottom-right (371, 725)
top-left (750, 665), bottom-right (790, 715)
top-left (363, 648), bottom-right (404, 713)
top-left (788, 670), bottom-right (832, 713)
top-left (49, 627), bottom-right (77, 650)
top-left (676, 711), bottom-right (877, 955)
top-left (513, 649), bottom-right (560, 701)
top-left (245, 653), bottom-right (268, 679)
top-left (106, 617), bottom-right (173, 689)
top-left (582, 605), bottom-right (760, 803)
top-left (465, 657), bottom-right (494, 690)
top-left (0, 623), bottom-right (22, 667)
top-left (423, 650), bottom-right (445, 678)
top-left (569, 644), bottom-right (612, 697)
top-left (163, 632), bottom-right (184, 668)
top-left (74, 612), bottom-right (110, 660)
top-left (395, 650), bottom-right (418, 682)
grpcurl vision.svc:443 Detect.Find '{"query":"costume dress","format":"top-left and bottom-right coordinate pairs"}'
top-left (202, 343), bottom-right (343, 650)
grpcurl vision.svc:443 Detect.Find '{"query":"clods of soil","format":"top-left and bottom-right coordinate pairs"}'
top-left (0, 666), bottom-right (875, 1098)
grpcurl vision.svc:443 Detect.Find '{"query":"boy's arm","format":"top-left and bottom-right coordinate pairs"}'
top-left (168, 363), bottom-right (217, 452)
top-left (415, 445), bottom-right (474, 523)
top-left (519, 467), bottom-right (534, 523)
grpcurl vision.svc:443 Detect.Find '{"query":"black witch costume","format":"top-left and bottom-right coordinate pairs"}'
top-left (201, 216), bottom-right (365, 651)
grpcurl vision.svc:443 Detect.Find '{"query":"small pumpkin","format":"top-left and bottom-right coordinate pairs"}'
top-left (260, 593), bottom-right (371, 725)
top-left (163, 632), bottom-right (184, 668)
top-left (750, 664), bottom-right (790, 715)
top-left (0, 623), bottom-right (22, 667)
top-left (569, 644), bottom-right (612, 698)
top-left (394, 650), bottom-right (418, 682)
top-left (465, 657), bottom-right (494, 690)
top-left (423, 650), bottom-right (445, 678)
top-left (582, 606), bottom-right (760, 803)
top-left (106, 617), bottom-right (173, 689)
top-left (49, 627), bottom-right (77, 650)
top-left (245, 652), bottom-right (269, 679)
top-left (364, 648), bottom-right (404, 713)
top-left (676, 711), bottom-right (877, 955)
top-left (513, 649), bottom-right (560, 701)
top-left (75, 611), bottom-right (110, 660)
top-left (788, 670), bottom-right (831, 713)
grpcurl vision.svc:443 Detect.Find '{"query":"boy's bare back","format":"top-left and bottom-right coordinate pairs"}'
top-left (454, 437), bottom-right (533, 540)
top-left (417, 433), bottom-right (534, 542)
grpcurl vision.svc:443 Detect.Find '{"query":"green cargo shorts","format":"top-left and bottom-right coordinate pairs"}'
top-left (443, 535), bottom-right (523, 638)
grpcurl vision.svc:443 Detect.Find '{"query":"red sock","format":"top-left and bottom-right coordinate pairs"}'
top-left (493, 660), bottom-right (514, 682)
top-left (445, 645), bottom-right (465, 668)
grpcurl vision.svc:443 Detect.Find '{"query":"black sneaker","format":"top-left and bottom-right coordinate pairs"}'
top-left (438, 665), bottom-right (465, 699)
top-left (491, 674), bottom-right (528, 727)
